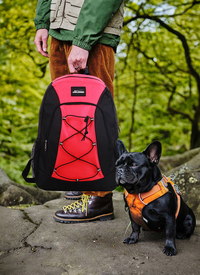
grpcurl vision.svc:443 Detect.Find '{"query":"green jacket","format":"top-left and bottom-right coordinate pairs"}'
top-left (34, 0), bottom-right (124, 51)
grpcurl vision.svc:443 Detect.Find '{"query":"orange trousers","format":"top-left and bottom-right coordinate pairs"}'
top-left (49, 37), bottom-right (115, 197)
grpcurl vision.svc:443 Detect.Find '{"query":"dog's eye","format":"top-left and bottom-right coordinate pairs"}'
top-left (132, 163), bottom-right (137, 168)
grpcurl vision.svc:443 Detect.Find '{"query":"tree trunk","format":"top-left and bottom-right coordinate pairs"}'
top-left (190, 110), bottom-right (200, 149)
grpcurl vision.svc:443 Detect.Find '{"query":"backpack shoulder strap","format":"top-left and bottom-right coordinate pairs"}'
top-left (22, 159), bottom-right (35, 183)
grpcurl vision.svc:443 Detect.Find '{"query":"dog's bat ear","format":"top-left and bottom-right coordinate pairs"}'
top-left (143, 141), bottom-right (162, 166)
top-left (115, 154), bottom-right (127, 166)
top-left (115, 139), bottom-right (128, 160)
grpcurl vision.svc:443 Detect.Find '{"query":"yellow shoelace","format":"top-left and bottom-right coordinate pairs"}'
top-left (63, 195), bottom-right (90, 215)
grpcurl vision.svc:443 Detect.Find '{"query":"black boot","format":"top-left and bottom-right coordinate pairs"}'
top-left (64, 191), bottom-right (83, 200)
top-left (54, 193), bottom-right (114, 223)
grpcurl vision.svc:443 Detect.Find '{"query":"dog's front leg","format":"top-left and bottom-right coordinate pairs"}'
top-left (163, 215), bottom-right (177, 256)
top-left (124, 212), bottom-right (140, 244)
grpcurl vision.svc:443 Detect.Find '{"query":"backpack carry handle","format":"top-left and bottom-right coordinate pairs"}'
top-left (84, 66), bottom-right (90, 75)
top-left (77, 67), bottom-right (90, 75)
top-left (22, 159), bottom-right (35, 183)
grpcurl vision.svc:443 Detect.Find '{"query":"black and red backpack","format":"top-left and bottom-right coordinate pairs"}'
top-left (22, 73), bottom-right (119, 191)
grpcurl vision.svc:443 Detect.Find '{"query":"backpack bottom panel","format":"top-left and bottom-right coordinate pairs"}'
top-left (36, 168), bottom-right (117, 191)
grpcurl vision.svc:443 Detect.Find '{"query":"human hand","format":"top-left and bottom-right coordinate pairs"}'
top-left (68, 45), bottom-right (89, 73)
top-left (34, 29), bottom-right (49, 58)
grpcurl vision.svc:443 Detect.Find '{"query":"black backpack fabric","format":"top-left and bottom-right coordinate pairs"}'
top-left (22, 73), bottom-right (119, 191)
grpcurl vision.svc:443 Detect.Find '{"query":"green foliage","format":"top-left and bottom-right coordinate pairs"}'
top-left (0, 0), bottom-right (200, 187)
top-left (115, 0), bottom-right (200, 154)
top-left (0, 0), bottom-right (51, 185)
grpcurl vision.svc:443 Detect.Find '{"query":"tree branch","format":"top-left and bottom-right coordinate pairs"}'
top-left (124, 1), bottom-right (200, 25)
top-left (124, 14), bottom-right (200, 97)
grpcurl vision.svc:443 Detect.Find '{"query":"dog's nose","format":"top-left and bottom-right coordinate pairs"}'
top-left (119, 178), bottom-right (126, 185)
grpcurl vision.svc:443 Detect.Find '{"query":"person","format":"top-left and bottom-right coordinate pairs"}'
top-left (34, 0), bottom-right (124, 223)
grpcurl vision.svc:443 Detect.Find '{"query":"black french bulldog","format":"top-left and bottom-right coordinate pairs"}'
top-left (115, 140), bottom-right (196, 256)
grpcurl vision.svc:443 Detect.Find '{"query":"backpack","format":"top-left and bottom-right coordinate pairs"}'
top-left (22, 73), bottom-right (119, 191)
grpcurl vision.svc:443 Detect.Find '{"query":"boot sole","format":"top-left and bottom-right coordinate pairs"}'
top-left (53, 213), bottom-right (115, 223)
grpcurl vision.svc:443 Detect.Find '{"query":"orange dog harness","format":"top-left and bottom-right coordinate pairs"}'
top-left (124, 176), bottom-right (181, 230)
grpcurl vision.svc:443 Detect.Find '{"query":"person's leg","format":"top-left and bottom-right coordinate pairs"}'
top-left (49, 37), bottom-right (70, 80)
top-left (87, 43), bottom-right (115, 96)
top-left (49, 39), bottom-right (115, 95)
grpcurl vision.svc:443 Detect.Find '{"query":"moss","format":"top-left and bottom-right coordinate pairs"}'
top-left (7, 204), bottom-right (35, 210)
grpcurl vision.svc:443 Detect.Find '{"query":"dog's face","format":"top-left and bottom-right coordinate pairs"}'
top-left (115, 141), bottom-right (162, 194)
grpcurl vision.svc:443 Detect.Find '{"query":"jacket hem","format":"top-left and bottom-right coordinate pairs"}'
top-left (49, 29), bottom-right (120, 51)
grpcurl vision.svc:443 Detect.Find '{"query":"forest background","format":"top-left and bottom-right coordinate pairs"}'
top-left (0, 0), bottom-right (200, 186)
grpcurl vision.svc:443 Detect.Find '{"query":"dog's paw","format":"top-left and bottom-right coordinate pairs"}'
top-left (123, 232), bottom-right (139, 244)
top-left (123, 235), bottom-right (138, 244)
top-left (163, 245), bottom-right (177, 256)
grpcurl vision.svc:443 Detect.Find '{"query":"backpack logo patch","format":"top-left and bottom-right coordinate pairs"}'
top-left (71, 87), bottom-right (86, 96)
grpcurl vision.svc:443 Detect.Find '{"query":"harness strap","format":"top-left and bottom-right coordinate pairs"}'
top-left (162, 175), bottom-right (181, 219)
top-left (143, 176), bottom-right (181, 219)
top-left (140, 184), bottom-right (161, 202)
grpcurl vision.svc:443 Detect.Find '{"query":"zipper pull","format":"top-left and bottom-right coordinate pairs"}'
top-left (44, 140), bottom-right (48, 151)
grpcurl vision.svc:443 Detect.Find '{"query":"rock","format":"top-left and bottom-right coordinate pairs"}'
top-left (0, 182), bottom-right (39, 206)
top-left (0, 167), bottom-right (62, 206)
top-left (0, 193), bottom-right (199, 275)
top-left (11, 182), bottom-right (63, 205)
top-left (166, 153), bottom-right (200, 219)
top-left (159, 147), bottom-right (200, 173)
